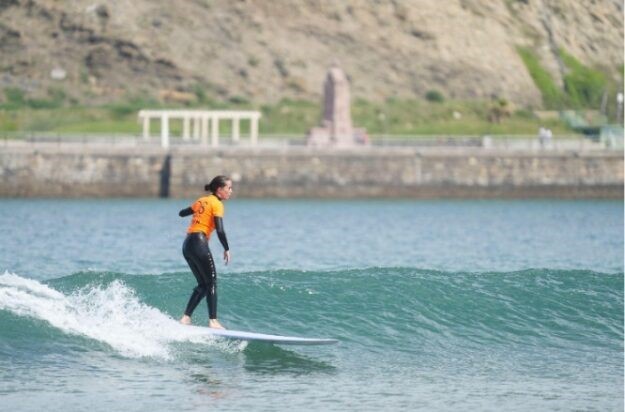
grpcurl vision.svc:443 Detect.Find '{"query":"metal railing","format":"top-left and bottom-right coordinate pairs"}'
top-left (0, 131), bottom-right (617, 151)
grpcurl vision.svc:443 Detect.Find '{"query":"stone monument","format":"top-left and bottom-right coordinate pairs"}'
top-left (307, 64), bottom-right (368, 147)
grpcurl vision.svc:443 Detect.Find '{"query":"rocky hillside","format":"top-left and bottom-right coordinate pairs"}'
top-left (0, 0), bottom-right (622, 107)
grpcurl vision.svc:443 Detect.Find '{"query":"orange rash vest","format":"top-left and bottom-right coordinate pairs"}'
top-left (186, 194), bottom-right (224, 238)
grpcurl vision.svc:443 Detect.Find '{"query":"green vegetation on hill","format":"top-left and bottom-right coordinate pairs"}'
top-left (559, 49), bottom-right (608, 109)
top-left (2, 87), bottom-right (69, 110)
top-left (517, 47), bottom-right (564, 109)
top-left (518, 47), bottom-right (621, 120)
top-left (0, 96), bottom-right (572, 137)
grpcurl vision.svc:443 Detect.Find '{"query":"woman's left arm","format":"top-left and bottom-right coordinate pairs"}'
top-left (214, 217), bottom-right (230, 264)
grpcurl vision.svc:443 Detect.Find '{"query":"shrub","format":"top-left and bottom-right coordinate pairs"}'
top-left (4, 88), bottom-right (25, 105)
top-left (108, 103), bottom-right (136, 119)
top-left (26, 99), bottom-right (60, 109)
top-left (193, 85), bottom-right (208, 104)
top-left (228, 95), bottom-right (249, 105)
top-left (425, 90), bottom-right (444, 103)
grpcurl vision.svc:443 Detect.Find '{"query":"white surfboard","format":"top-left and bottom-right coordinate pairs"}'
top-left (193, 326), bottom-right (338, 345)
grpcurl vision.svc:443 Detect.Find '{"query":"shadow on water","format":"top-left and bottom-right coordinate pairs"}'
top-left (177, 340), bottom-right (337, 377)
top-left (177, 342), bottom-right (337, 401)
top-left (241, 343), bottom-right (337, 376)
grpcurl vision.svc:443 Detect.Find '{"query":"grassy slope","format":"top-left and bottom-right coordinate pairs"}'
top-left (0, 98), bottom-right (572, 138)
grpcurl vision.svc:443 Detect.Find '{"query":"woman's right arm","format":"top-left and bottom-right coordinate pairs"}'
top-left (179, 207), bottom-right (193, 217)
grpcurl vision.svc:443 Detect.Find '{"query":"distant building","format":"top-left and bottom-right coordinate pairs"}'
top-left (307, 64), bottom-right (368, 147)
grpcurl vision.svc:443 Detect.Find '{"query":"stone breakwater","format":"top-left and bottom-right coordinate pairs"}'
top-left (0, 143), bottom-right (622, 198)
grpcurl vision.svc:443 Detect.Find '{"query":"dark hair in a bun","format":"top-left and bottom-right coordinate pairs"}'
top-left (205, 175), bottom-right (231, 193)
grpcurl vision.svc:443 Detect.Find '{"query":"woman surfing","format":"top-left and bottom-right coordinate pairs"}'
top-left (178, 175), bottom-right (232, 329)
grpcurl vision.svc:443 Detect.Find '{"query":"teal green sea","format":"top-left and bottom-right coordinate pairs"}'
top-left (0, 199), bottom-right (623, 411)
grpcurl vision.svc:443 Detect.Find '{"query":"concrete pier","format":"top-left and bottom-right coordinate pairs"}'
top-left (0, 142), bottom-right (622, 198)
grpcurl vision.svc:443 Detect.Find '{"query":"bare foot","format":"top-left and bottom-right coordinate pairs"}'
top-left (180, 315), bottom-right (191, 325)
top-left (208, 319), bottom-right (225, 329)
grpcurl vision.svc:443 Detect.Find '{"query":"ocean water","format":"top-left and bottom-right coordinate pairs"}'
top-left (0, 199), bottom-right (622, 411)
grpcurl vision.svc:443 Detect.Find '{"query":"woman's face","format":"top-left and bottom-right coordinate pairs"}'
top-left (216, 180), bottom-right (233, 200)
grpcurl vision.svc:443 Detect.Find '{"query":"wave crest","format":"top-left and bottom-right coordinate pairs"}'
top-left (0, 271), bottom-right (246, 359)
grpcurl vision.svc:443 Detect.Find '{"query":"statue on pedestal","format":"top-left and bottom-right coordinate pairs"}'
top-left (307, 64), bottom-right (368, 147)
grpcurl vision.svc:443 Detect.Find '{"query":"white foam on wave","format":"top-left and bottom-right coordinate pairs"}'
top-left (0, 271), bottom-right (246, 359)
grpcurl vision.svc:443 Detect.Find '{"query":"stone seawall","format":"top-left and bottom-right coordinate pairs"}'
top-left (1, 144), bottom-right (622, 198)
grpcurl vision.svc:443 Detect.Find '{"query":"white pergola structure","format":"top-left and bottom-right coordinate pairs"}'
top-left (137, 110), bottom-right (261, 148)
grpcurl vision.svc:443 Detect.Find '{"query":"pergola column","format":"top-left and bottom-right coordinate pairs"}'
top-left (232, 117), bottom-right (240, 143)
top-left (193, 117), bottom-right (201, 140)
top-left (161, 113), bottom-right (170, 149)
top-left (211, 116), bottom-right (219, 147)
top-left (250, 115), bottom-right (259, 146)
top-left (142, 115), bottom-right (151, 140)
top-left (182, 116), bottom-right (190, 140)
top-left (201, 116), bottom-right (209, 146)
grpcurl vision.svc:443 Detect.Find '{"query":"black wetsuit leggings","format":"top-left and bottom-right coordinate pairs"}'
top-left (182, 232), bottom-right (218, 319)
